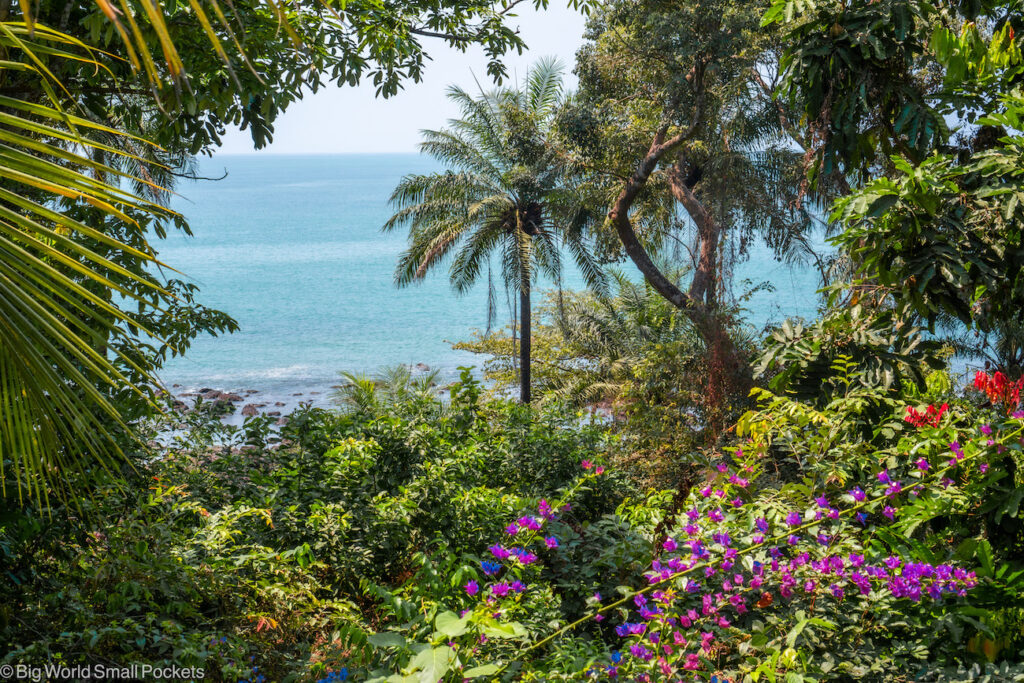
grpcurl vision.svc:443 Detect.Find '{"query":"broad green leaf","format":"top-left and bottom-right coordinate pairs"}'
top-left (463, 664), bottom-right (501, 678)
top-left (434, 610), bottom-right (470, 638)
top-left (367, 632), bottom-right (407, 649)
top-left (409, 646), bottom-right (453, 682)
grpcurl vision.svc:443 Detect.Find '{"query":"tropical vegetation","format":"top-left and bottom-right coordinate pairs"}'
top-left (2, 0), bottom-right (1024, 680)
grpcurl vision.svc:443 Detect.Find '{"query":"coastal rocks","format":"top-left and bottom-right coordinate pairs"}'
top-left (275, 417), bottom-right (288, 426)
top-left (268, 411), bottom-right (281, 417)
top-left (415, 363), bottom-right (430, 371)
top-left (274, 401), bottom-right (286, 407)
top-left (241, 404), bottom-right (259, 417)
top-left (209, 399), bottom-right (236, 415)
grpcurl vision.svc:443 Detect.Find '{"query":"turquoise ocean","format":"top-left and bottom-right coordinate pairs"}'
top-left (159, 154), bottom-right (824, 405)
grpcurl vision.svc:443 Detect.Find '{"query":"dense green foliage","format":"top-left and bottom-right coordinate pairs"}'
top-left (6, 364), bottom-right (1023, 681)
top-left (1, 372), bottom-right (637, 680)
top-left (4, 0), bottom-right (1024, 679)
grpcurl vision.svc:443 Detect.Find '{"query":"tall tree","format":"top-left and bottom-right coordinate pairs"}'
top-left (384, 59), bottom-right (604, 403)
top-left (559, 0), bottom-right (834, 428)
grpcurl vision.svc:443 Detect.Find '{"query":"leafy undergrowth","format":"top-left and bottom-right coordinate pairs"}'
top-left (1, 369), bottom-right (1023, 682)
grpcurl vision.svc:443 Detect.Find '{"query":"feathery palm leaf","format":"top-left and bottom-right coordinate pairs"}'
top-left (0, 27), bottom-right (178, 505)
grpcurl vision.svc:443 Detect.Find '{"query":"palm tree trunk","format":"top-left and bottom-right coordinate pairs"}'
top-left (520, 285), bottom-right (531, 404)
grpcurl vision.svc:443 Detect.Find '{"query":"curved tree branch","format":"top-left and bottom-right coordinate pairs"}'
top-left (606, 94), bottom-right (704, 311)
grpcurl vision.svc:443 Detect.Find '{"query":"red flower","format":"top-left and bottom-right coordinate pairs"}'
top-left (972, 371), bottom-right (1024, 413)
top-left (904, 403), bottom-right (948, 428)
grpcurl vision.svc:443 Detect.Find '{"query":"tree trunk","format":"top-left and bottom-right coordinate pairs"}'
top-left (668, 161), bottom-right (719, 306)
top-left (520, 285), bottom-right (531, 404)
top-left (607, 127), bottom-right (752, 432)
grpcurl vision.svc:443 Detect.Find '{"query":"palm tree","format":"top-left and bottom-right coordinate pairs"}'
top-left (383, 59), bottom-right (604, 404)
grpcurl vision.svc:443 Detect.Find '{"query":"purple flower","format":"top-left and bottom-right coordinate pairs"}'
top-left (814, 495), bottom-right (829, 508)
top-left (878, 469), bottom-right (892, 484)
top-left (504, 523), bottom-right (518, 535)
top-left (615, 623), bottom-right (646, 637)
top-left (465, 580), bottom-right (479, 596)
top-left (849, 487), bottom-right (866, 502)
top-left (544, 536), bottom-right (559, 549)
top-left (785, 511), bottom-right (802, 527)
top-left (981, 424), bottom-right (992, 435)
top-left (489, 544), bottom-right (511, 560)
top-left (916, 458), bottom-right (930, 471)
top-left (662, 537), bottom-right (678, 552)
top-left (708, 508), bottom-right (724, 523)
top-left (883, 505), bottom-right (896, 519)
top-left (980, 463), bottom-right (990, 473)
top-left (517, 516), bottom-right (542, 531)
top-left (755, 517), bottom-right (770, 533)
top-left (628, 644), bottom-right (654, 661)
top-left (510, 547), bottom-right (538, 565)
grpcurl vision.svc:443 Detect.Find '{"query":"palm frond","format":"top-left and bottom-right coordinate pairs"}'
top-left (0, 27), bottom-right (177, 505)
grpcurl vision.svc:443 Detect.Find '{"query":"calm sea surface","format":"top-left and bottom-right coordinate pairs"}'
top-left (158, 154), bottom-right (824, 402)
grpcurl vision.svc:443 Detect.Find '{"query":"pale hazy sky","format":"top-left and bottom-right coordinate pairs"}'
top-left (217, 4), bottom-right (589, 155)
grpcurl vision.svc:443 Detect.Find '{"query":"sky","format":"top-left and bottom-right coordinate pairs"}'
top-left (216, 3), bottom-right (589, 155)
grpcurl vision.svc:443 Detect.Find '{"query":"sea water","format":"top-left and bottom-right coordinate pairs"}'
top-left (158, 154), bottom-right (824, 406)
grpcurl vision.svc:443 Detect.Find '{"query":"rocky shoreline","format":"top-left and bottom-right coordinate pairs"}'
top-left (165, 384), bottom-right (333, 427)
top-left (161, 363), bottom-right (448, 427)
